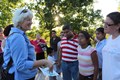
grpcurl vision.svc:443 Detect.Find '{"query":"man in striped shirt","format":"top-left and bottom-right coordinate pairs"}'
top-left (58, 24), bottom-right (79, 80)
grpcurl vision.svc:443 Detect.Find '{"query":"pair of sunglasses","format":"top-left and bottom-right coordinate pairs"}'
top-left (103, 21), bottom-right (116, 27)
top-left (20, 9), bottom-right (28, 14)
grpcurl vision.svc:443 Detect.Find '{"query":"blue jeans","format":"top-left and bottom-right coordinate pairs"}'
top-left (62, 60), bottom-right (79, 80)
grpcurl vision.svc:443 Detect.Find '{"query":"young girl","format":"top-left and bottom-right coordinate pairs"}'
top-left (77, 31), bottom-right (98, 80)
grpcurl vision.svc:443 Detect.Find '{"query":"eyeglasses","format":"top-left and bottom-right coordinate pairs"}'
top-left (105, 23), bottom-right (115, 26)
top-left (20, 9), bottom-right (28, 14)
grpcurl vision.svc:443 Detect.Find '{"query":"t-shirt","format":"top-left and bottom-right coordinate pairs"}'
top-left (102, 35), bottom-right (120, 80)
top-left (30, 39), bottom-right (46, 53)
top-left (50, 36), bottom-right (61, 51)
top-left (60, 37), bottom-right (79, 62)
top-left (57, 41), bottom-right (61, 49)
top-left (96, 39), bottom-right (106, 68)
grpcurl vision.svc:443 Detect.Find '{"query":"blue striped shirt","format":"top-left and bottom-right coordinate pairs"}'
top-left (2, 27), bottom-right (37, 80)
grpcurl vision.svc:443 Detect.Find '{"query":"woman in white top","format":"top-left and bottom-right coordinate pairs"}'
top-left (102, 12), bottom-right (120, 80)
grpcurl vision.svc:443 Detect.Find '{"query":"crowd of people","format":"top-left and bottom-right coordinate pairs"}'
top-left (0, 7), bottom-right (120, 80)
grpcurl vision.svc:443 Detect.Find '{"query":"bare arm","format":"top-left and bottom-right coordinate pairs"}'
top-left (57, 47), bottom-right (62, 67)
top-left (33, 59), bottom-right (53, 71)
top-left (91, 51), bottom-right (99, 80)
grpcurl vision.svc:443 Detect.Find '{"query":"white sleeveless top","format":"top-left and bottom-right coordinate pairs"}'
top-left (77, 45), bottom-right (95, 76)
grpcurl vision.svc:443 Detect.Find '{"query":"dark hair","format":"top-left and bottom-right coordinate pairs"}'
top-left (3, 24), bottom-right (13, 37)
top-left (107, 12), bottom-right (120, 32)
top-left (96, 27), bottom-right (104, 34)
top-left (79, 30), bottom-right (91, 45)
top-left (46, 47), bottom-right (53, 55)
top-left (107, 12), bottom-right (120, 24)
top-left (62, 24), bottom-right (72, 30)
top-left (51, 30), bottom-right (56, 33)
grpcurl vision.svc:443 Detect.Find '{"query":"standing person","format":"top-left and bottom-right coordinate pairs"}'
top-left (95, 27), bottom-right (106, 80)
top-left (50, 30), bottom-right (61, 60)
top-left (2, 8), bottom-right (53, 80)
top-left (57, 31), bottom-right (64, 74)
top-left (0, 28), bottom-right (4, 53)
top-left (58, 24), bottom-right (79, 80)
top-left (0, 27), bottom-right (4, 80)
top-left (102, 12), bottom-right (120, 80)
top-left (0, 27), bottom-right (4, 53)
top-left (77, 31), bottom-right (98, 80)
top-left (0, 24), bottom-right (13, 80)
top-left (0, 24), bottom-right (13, 70)
top-left (31, 33), bottom-right (47, 60)
top-left (1, 24), bottom-right (13, 50)
top-left (47, 47), bottom-right (57, 80)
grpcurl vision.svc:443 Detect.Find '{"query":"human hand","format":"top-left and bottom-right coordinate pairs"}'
top-left (37, 42), bottom-right (41, 45)
top-left (49, 65), bottom-right (53, 72)
top-left (57, 60), bottom-right (61, 68)
top-left (47, 60), bottom-right (54, 72)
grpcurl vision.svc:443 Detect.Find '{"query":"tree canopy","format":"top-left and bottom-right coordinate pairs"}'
top-left (0, 0), bottom-right (25, 28)
top-left (0, 0), bottom-right (104, 41)
top-left (28, 0), bottom-right (103, 33)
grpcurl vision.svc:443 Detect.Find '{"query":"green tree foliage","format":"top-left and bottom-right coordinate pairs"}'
top-left (28, 0), bottom-right (103, 33)
top-left (0, 0), bottom-right (104, 43)
top-left (0, 0), bottom-right (25, 28)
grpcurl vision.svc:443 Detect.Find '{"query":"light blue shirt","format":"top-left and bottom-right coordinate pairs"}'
top-left (2, 27), bottom-right (37, 80)
top-left (96, 39), bottom-right (106, 68)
